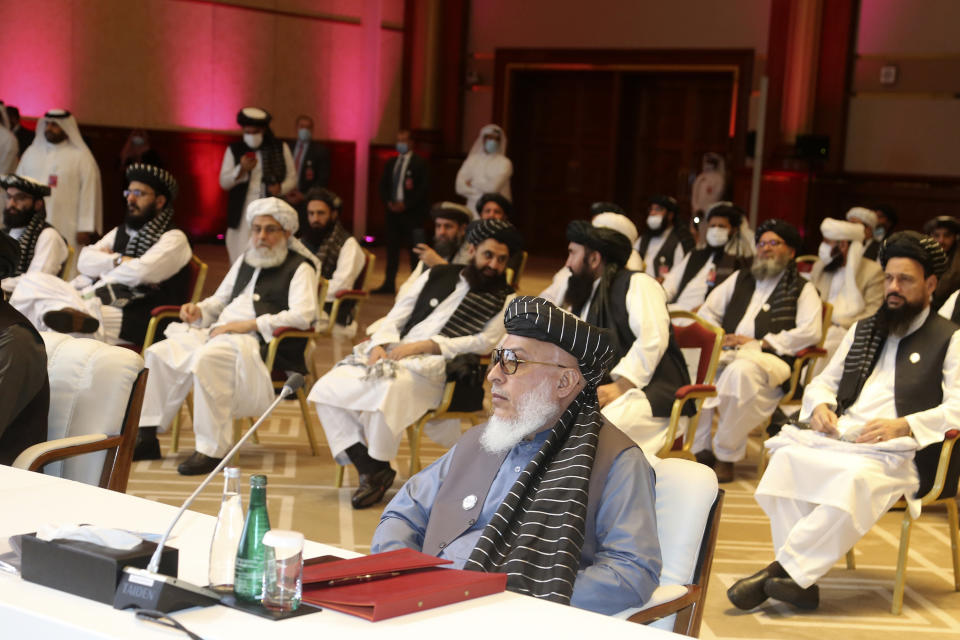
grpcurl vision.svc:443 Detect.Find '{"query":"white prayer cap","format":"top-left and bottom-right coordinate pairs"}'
top-left (592, 212), bottom-right (638, 245)
top-left (246, 197), bottom-right (298, 234)
top-left (846, 207), bottom-right (877, 230)
top-left (820, 218), bottom-right (864, 243)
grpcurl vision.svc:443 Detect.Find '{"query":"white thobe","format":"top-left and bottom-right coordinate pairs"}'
top-left (0, 226), bottom-right (69, 293)
top-left (662, 252), bottom-right (716, 312)
top-left (9, 227), bottom-right (191, 343)
top-left (454, 154), bottom-right (512, 216)
top-left (17, 140), bottom-right (102, 246)
top-left (939, 289), bottom-right (959, 321)
top-left (693, 269), bottom-right (822, 461)
top-left (634, 229), bottom-right (687, 280)
top-left (0, 126), bottom-right (17, 174)
top-left (219, 143), bottom-right (297, 263)
top-left (756, 309), bottom-right (960, 587)
top-left (138, 256), bottom-right (317, 457)
top-left (310, 270), bottom-right (513, 464)
top-left (322, 236), bottom-right (365, 303)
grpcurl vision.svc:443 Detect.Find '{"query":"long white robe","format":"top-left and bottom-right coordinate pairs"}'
top-left (219, 142), bottom-right (297, 263)
top-left (9, 226), bottom-right (191, 343)
top-left (17, 117), bottom-right (102, 246)
top-left (0, 125), bottom-right (18, 174)
top-left (310, 269), bottom-right (513, 464)
top-left (0, 226), bottom-right (69, 293)
top-left (455, 125), bottom-right (512, 215)
top-left (661, 251), bottom-right (716, 312)
top-left (693, 269), bottom-right (822, 461)
top-left (634, 228), bottom-right (687, 280)
top-left (756, 309), bottom-right (960, 587)
top-left (138, 255), bottom-right (317, 457)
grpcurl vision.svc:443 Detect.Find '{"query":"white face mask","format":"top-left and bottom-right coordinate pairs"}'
top-left (706, 227), bottom-right (729, 247)
top-left (646, 215), bottom-right (663, 231)
top-left (243, 132), bottom-right (263, 149)
top-left (818, 241), bottom-right (835, 263)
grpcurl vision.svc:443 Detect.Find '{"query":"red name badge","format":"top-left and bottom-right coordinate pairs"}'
top-left (48, 174), bottom-right (58, 187)
top-left (707, 268), bottom-right (716, 285)
top-left (658, 264), bottom-right (670, 278)
top-left (404, 177), bottom-right (414, 190)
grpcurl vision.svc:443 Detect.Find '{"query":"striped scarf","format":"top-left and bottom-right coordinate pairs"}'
top-left (761, 262), bottom-right (805, 331)
top-left (123, 206), bottom-right (175, 258)
top-left (438, 285), bottom-right (512, 339)
top-left (465, 390), bottom-right (601, 604)
top-left (835, 312), bottom-right (887, 416)
top-left (14, 210), bottom-right (48, 275)
top-left (313, 221), bottom-right (351, 280)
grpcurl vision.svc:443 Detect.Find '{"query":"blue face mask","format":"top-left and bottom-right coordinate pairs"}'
top-left (396, 142), bottom-right (409, 155)
top-left (131, 136), bottom-right (145, 146)
top-left (484, 138), bottom-right (499, 154)
top-left (297, 128), bottom-right (311, 142)
top-left (874, 226), bottom-right (886, 242)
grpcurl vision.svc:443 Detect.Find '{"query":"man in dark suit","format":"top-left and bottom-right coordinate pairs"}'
top-left (373, 129), bottom-right (429, 294)
top-left (285, 114), bottom-right (331, 229)
top-left (5, 106), bottom-right (34, 157)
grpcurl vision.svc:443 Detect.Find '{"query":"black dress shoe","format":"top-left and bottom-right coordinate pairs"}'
top-left (765, 577), bottom-right (820, 610)
top-left (714, 460), bottom-right (735, 483)
top-left (695, 449), bottom-right (716, 468)
top-left (43, 308), bottom-right (99, 334)
top-left (351, 467), bottom-right (397, 509)
top-left (177, 451), bottom-right (223, 476)
top-left (370, 284), bottom-right (396, 295)
top-left (727, 562), bottom-right (785, 610)
top-left (132, 435), bottom-right (162, 461)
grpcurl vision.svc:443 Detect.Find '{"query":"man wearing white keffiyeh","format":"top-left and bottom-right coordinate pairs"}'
top-left (372, 296), bottom-right (661, 614)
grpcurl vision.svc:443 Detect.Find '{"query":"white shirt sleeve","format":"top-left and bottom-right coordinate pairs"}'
top-left (325, 237), bottom-right (365, 302)
top-left (432, 293), bottom-right (515, 360)
top-left (763, 281), bottom-right (823, 356)
top-left (940, 290), bottom-right (959, 321)
top-left (77, 228), bottom-right (121, 280)
top-left (197, 257), bottom-right (244, 327)
top-left (99, 230), bottom-right (192, 287)
top-left (800, 323), bottom-right (854, 419)
top-left (279, 142), bottom-right (297, 196)
top-left (27, 227), bottom-right (69, 276)
top-left (77, 154), bottom-right (103, 234)
top-left (454, 158), bottom-right (481, 200)
top-left (369, 269), bottom-right (432, 348)
top-left (396, 261), bottom-right (427, 300)
top-left (610, 273), bottom-right (670, 388)
top-left (660, 253), bottom-right (689, 302)
top-left (697, 268), bottom-right (738, 327)
top-left (254, 262), bottom-right (318, 342)
top-left (219, 147), bottom-right (245, 191)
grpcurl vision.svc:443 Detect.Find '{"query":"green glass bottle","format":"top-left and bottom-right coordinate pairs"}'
top-left (234, 474), bottom-right (271, 602)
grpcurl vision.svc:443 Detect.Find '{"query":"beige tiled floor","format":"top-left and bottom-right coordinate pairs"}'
top-left (127, 243), bottom-right (960, 637)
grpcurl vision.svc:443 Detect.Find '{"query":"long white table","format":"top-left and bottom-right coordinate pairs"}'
top-left (0, 466), bottom-right (683, 639)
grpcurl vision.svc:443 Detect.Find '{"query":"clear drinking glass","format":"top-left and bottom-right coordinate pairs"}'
top-left (262, 530), bottom-right (304, 612)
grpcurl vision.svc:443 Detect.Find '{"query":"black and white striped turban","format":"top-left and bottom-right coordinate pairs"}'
top-left (503, 296), bottom-right (616, 388)
top-left (0, 174), bottom-right (51, 199)
top-left (880, 230), bottom-right (948, 278)
top-left (465, 218), bottom-right (523, 255)
top-left (125, 163), bottom-right (179, 202)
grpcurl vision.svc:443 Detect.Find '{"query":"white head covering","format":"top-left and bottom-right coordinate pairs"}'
top-left (846, 206), bottom-right (877, 230)
top-left (468, 124), bottom-right (508, 157)
top-left (27, 109), bottom-right (93, 155)
top-left (0, 101), bottom-right (10, 130)
top-left (592, 212), bottom-right (643, 270)
top-left (246, 196), bottom-right (299, 234)
top-left (819, 217), bottom-right (866, 325)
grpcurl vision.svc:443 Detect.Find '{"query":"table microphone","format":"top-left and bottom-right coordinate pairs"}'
top-left (114, 373), bottom-right (306, 613)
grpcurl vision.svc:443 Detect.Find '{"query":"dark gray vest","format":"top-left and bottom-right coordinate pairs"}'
top-left (400, 264), bottom-right (463, 338)
top-left (421, 419), bottom-right (637, 562)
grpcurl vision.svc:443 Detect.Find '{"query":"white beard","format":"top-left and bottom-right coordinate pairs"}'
top-left (244, 242), bottom-right (288, 269)
top-left (480, 378), bottom-right (559, 454)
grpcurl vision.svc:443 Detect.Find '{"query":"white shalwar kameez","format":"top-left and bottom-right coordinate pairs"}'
top-left (310, 269), bottom-right (513, 464)
top-left (693, 269), bottom-right (822, 461)
top-left (9, 226), bottom-right (191, 343)
top-left (756, 309), bottom-right (960, 588)
top-left (219, 143), bottom-right (297, 263)
top-left (17, 114), bottom-right (102, 246)
top-left (661, 252), bottom-right (717, 312)
top-left (0, 226), bottom-right (69, 293)
top-left (0, 125), bottom-right (18, 174)
top-left (138, 254), bottom-right (316, 458)
top-left (634, 229), bottom-right (687, 280)
top-left (455, 125), bottom-right (512, 216)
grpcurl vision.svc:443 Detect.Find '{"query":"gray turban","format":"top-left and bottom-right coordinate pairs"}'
top-left (880, 230), bottom-right (948, 278)
top-left (503, 296), bottom-right (616, 388)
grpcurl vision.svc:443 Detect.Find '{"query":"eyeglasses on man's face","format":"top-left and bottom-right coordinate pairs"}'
top-left (490, 347), bottom-right (569, 376)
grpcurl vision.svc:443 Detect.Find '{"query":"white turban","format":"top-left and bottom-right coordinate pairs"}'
top-left (245, 197), bottom-right (298, 234)
top-left (592, 212), bottom-right (638, 245)
top-left (846, 207), bottom-right (877, 230)
top-left (820, 218), bottom-right (864, 243)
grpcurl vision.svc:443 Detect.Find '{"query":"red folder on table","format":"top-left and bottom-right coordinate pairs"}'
top-left (301, 548), bottom-right (507, 621)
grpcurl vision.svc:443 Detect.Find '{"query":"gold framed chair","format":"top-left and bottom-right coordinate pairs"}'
top-left (58, 245), bottom-right (76, 281)
top-left (321, 248), bottom-right (376, 335)
top-left (141, 254), bottom-right (209, 351)
top-left (658, 311), bottom-right (724, 459)
top-left (795, 254), bottom-right (818, 276)
top-left (506, 250), bottom-right (528, 289)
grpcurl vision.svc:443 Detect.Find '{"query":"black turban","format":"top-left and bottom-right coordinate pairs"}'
top-left (237, 106), bottom-right (271, 127)
top-left (0, 230), bottom-right (19, 279)
top-left (476, 192), bottom-right (513, 218)
top-left (756, 218), bottom-right (802, 251)
top-left (589, 201), bottom-right (625, 216)
top-left (880, 230), bottom-right (948, 278)
top-left (304, 187), bottom-right (342, 212)
top-left (465, 218), bottom-right (523, 255)
top-left (923, 215), bottom-right (960, 236)
top-left (504, 296), bottom-right (616, 388)
top-left (707, 201), bottom-right (743, 228)
top-left (0, 174), bottom-right (51, 199)
top-left (649, 194), bottom-right (679, 215)
top-left (430, 202), bottom-right (472, 226)
top-left (125, 163), bottom-right (179, 201)
top-left (566, 219), bottom-right (632, 268)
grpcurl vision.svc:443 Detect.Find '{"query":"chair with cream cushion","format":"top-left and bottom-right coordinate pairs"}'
top-left (12, 332), bottom-right (146, 492)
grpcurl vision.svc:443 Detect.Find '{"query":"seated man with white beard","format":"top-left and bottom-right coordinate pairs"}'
top-left (372, 296), bottom-right (660, 615)
top-left (136, 197), bottom-right (317, 474)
